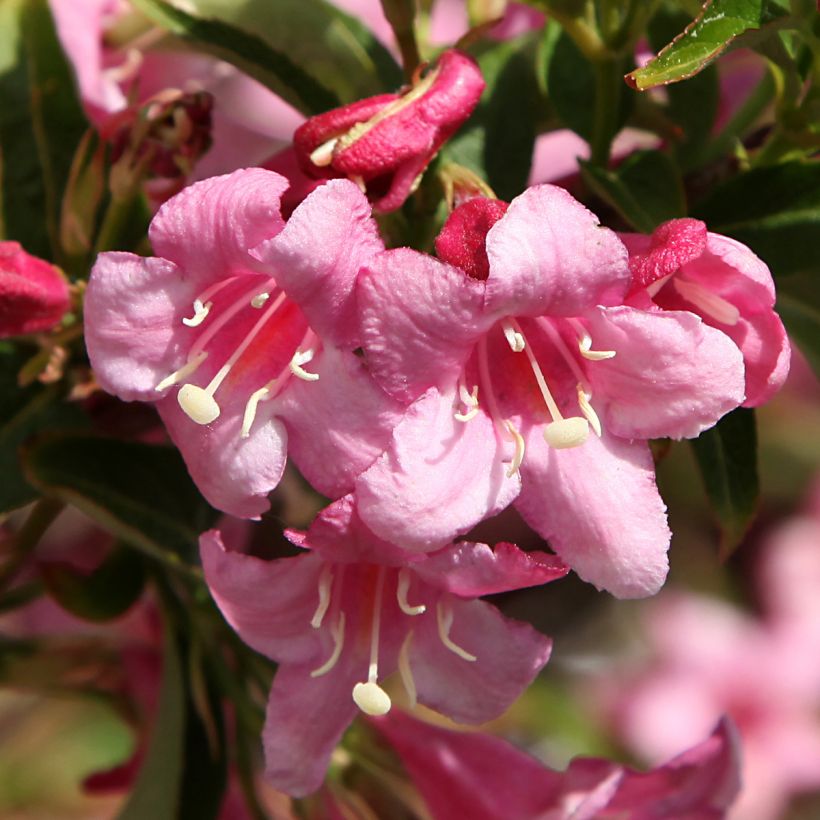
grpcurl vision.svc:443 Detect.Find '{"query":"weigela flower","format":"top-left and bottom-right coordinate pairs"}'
top-left (85, 169), bottom-right (402, 517)
top-left (373, 710), bottom-right (741, 820)
top-left (356, 189), bottom-right (747, 597)
top-left (621, 217), bottom-right (790, 407)
top-left (293, 49), bottom-right (485, 212)
top-left (200, 495), bottom-right (567, 796)
top-left (0, 241), bottom-right (70, 338)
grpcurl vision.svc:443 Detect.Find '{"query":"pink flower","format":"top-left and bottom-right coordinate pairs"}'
top-left (372, 710), bottom-right (740, 820)
top-left (355, 190), bottom-right (746, 597)
top-left (0, 241), bottom-right (70, 338)
top-left (85, 169), bottom-right (402, 518)
top-left (293, 50), bottom-right (485, 212)
top-left (200, 494), bottom-right (567, 796)
top-left (621, 218), bottom-right (790, 406)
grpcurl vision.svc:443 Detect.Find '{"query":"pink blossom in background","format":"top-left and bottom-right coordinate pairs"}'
top-left (355, 190), bottom-right (745, 597)
top-left (372, 710), bottom-right (741, 820)
top-left (621, 218), bottom-right (790, 407)
top-left (85, 169), bottom-right (403, 518)
top-left (201, 494), bottom-right (566, 796)
top-left (0, 242), bottom-right (70, 338)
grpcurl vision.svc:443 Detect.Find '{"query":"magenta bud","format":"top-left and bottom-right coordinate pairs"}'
top-left (435, 197), bottom-right (509, 280)
top-left (0, 242), bottom-right (70, 338)
top-left (294, 49), bottom-right (485, 212)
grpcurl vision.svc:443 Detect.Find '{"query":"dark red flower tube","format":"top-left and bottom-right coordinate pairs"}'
top-left (294, 49), bottom-right (485, 212)
top-left (0, 242), bottom-right (70, 338)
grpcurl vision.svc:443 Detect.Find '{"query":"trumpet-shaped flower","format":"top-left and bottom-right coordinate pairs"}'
top-left (621, 218), bottom-right (790, 406)
top-left (85, 169), bottom-right (402, 517)
top-left (200, 494), bottom-right (567, 796)
top-left (356, 190), bottom-right (746, 597)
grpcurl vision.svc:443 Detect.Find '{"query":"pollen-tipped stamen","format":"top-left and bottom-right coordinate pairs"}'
top-left (182, 299), bottom-right (212, 327)
top-left (436, 600), bottom-right (477, 662)
top-left (503, 420), bottom-right (525, 477)
top-left (454, 382), bottom-right (479, 423)
top-left (501, 319), bottom-right (525, 353)
top-left (397, 569), bottom-right (426, 616)
top-left (576, 385), bottom-right (602, 437)
top-left (289, 349), bottom-right (320, 381)
top-left (311, 564), bottom-right (334, 629)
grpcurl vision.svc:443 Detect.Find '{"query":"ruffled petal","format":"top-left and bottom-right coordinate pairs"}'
top-left (251, 180), bottom-right (383, 349)
top-left (158, 393), bottom-right (287, 518)
top-left (149, 169), bottom-right (289, 285)
top-left (515, 430), bottom-right (670, 598)
top-left (199, 531), bottom-right (322, 664)
top-left (262, 660), bottom-right (359, 797)
top-left (414, 541), bottom-right (568, 597)
top-left (412, 597), bottom-right (551, 723)
top-left (355, 387), bottom-right (521, 552)
top-left (85, 252), bottom-right (193, 401)
top-left (271, 346), bottom-right (405, 499)
top-left (358, 248), bottom-right (489, 402)
top-left (484, 185), bottom-right (630, 318)
top-left (585, 306), bottom-right (746, 439)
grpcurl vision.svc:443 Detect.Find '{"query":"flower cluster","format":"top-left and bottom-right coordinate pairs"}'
top-left (81, 47), bottom-right (790, 800)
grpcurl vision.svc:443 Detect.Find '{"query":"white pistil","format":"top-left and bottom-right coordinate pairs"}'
top-left (309, 137), bottom-right (338, 167)
top-left (251, 292), bottom-right (270, 308)
top-left (310, 611), bottom-right (346, 678)
top-left (503, 420), bottom-right (525, 477)
top-left (182, 299), bottom-right (212, 327)
top-left (289, 349), bottom-right (320, 381)
top-left (543, 416), bottom-right (590, 449)
top-left (578, 332), bottom-right (616, 361)
top-left (436, 600), bottom-right (477, 662)
top-left (352, 567), bottom-right (392, 716)
top-left (155, 351), bottom-right (208, 393)
top-left (576, 385), bottom-right (602, 437)
top-left (454, 383), bottom-right (479, 423)
top-left (311, 564), bottom-right (334, 629)
top-left (673, 278), bottom-right (741, 326)
top-left (396, 569), bottom-right (426, 616)
top-left (512, 319), bottom-right (564, 423)
top-left (501, 319), bottom-right (526, 353)
top-left (398, 630), bottom-right (417, 708)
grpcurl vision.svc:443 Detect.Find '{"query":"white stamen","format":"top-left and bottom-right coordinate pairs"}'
top-left (544, 416), bottom-right (589, 449)
top-left (311, 564), bottom-right (334, 629)
top-left (673, 278), bottom-right (741, 326)
top-left (352, 568), bottom-right (391, 716)
top-left (182, 299), bottom-right (212, 327)
top-left (350, 175), bottom-right (367, 194)
top-left (103, 47), bottom-right (143, 84)
top-left (398, 630), bottom-right (417, 708)
top-left (576, 385), bottom-right (602, 437)
top-left (177, 383), bottom-right (221, 424)
top-left (155, 351), bottom-right (208, 392)
top-left (310, 611), bottom-right (346, 678)
top-left (578, 332), bottom-right (616, 361)
top-left (512, 319), bottom-right (564, 423)
top-left (289, 349), bottom-right (320, 382)
top-left (501, 319), bottom-right (526, 353)
top-left (646, 273), bottom-right (672, 298)
top-left (240, 386), bottom-right (270, 439)
top-left (436, 600), bottom-right (477, 662)
top-left (251, 292), bottom-right (270, 308)
top-left (504, 420), bottom-right (525, 477)
top-left (397, 569), bottom-right (426, 616)
top-left (454, 383), bottom-right (479, 423)
top-left (309, 137), bottom-right (338, 167)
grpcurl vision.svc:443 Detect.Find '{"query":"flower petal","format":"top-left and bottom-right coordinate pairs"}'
top-left (412, 596), bottom-right (551, 723)
top-left (355, 387), bottom-right (521, 552)
top-left (415, 541), bottom-right (568, 597)
top-left (149, 169), bottom-right (289, 285)
top-left (158, 393), bottom-right (287, 518)
top-left (484, 185), bottom-right (630, 318)
top-left (199, 530), bottom-right (322, 664)
top-left (85, 252), bottom-right (193, 401)
top-left (271, 346), bottom-right (405, 499)
top-left (585, 306), bottom-right (746, 440)
top-left (358, 248), bottom-right (489, 402)
top-left (515, 430), bottom-right (670, 598)
top-left (251, 179), bottom-right (383, 348)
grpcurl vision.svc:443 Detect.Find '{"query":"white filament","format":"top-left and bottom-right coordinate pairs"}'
top-left (504, 420), bottom-right (525, 477)
top-left (310, 565), bottom-right (334, 629)
top-left (310, 611), bottom-right (346, 678)
top-left (673, 278), bottom-right (740, 326)
top-left (398, 630), bottom-right (417, 707)
top-left (436, 601), bottom-right (477, 662)
top-left (289, 349), bottom-right (320, 381)
top-left (454, 383), bottom-right (480, 423)
top-left (576, 385), bottom-right (602, 437)
top-left (155, 351), bottom-right (208, 392)
top-left (512, 319), bottom-right (564, 423)
top-left (577, 332), bottom-right (616, 361)
top-left (501, 319), bottom-right (526, 352)
top-left (182, 299), bottom-right (212, 327)
top-left (396, 569), bottom-right (426, 616)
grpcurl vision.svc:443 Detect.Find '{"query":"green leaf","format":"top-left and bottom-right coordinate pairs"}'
top-left (132, 0), bottom-right (401, 114)
top-left (40, 545), bottom-right (146, 622)
top-left (626, 0), bottom-right (789, 90)
top-left (22, 433), bottom-right (217, 569)
top-left (690, 408), bottom-right (759, 557)
top-left (0, 343), bottom-right (88, 514)
top-left (693, 160), bottom-right (820, 277)
top-left (0, 0), bottom-right (88, 261)
top-left (580, 150), bottom-right (685, 232)
top-left (118, 625), bottom-right (185, 820)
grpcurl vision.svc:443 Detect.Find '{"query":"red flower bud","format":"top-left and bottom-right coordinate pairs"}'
top-left (0, 242), bottom-right (70, 338)
top-left (435, 197), bottom-right (509, 280)
top-left (294, 50), bottom-right (485, 212)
